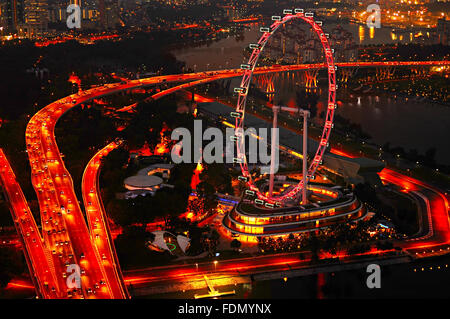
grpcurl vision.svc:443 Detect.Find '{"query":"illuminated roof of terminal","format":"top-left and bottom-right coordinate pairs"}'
top-left (124, 175), bottom-right (163, 189)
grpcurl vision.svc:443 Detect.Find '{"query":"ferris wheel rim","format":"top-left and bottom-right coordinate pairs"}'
top-left (234, 11), bottom-right (337, 204)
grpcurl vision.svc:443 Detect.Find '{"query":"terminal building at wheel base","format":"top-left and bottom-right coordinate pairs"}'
top-left (222, 178), bottom-right (367, 243)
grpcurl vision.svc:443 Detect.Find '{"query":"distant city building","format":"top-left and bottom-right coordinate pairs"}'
top-left (437, 18), bottom-right (450, 45)
top-left (329, 25), bottom-right (358, 62)
top-left (303, 47), bottom-right (317, 63)
top-left (97, 0), bottom-right (105, 27)
top-left (0, 0), bottom-right (24, 32)
top-left (219, 4), bottom-right (247, 21)
top-left (104, 0), bottom-right (119, 29)
top-left (46, 0), bottom-right (106, 30)
top-left (22, 0), bottom-right (48, 37)
top-left (265, 24), bottom-right (357, 64)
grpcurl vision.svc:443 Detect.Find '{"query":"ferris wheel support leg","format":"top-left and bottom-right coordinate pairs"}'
top-left (269, 107), bottom-right (279, 197)
top-left (302, 111), bottom-right (309, 205)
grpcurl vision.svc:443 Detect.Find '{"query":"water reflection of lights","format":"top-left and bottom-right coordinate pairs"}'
top-left (357, 97), bottom-right (361, 106)
top-left (359, 25), bottom-right (365, 43)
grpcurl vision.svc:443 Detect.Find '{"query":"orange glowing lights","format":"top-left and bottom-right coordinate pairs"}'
top-left (195, 162), bottom-right (204, 173)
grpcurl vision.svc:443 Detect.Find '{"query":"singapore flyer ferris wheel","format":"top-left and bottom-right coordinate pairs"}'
top-left (233, 9), bottom-right (337, 205)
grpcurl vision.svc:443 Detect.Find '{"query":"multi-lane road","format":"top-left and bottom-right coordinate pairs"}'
top-left (25, 97), bottom-right (127, 298)
top-left (81, 140), bottom-right (129, 298)
top-left (0, 149), bottom-right (60, 298)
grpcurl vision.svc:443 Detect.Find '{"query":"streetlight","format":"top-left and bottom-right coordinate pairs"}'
top-left (214, 260), bottom-right (218, 271)
top-left (195, 263), bottom-right (198, 272)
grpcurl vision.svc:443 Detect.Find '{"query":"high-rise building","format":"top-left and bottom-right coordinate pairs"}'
top-left (0, 3), bottom-right (6, 33)
top-left (97, 0), bottom-right (105, 27)
top-left (0, 0), bottom-right (24, 32)
top-left (104, 0), bottom-right (118, 29)
top-left (22, 0), bottom-right (48, 37)
top-left (437, 18), bottom-right (450, 45)
top-left (94, 0), bottom-right (118, 29)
